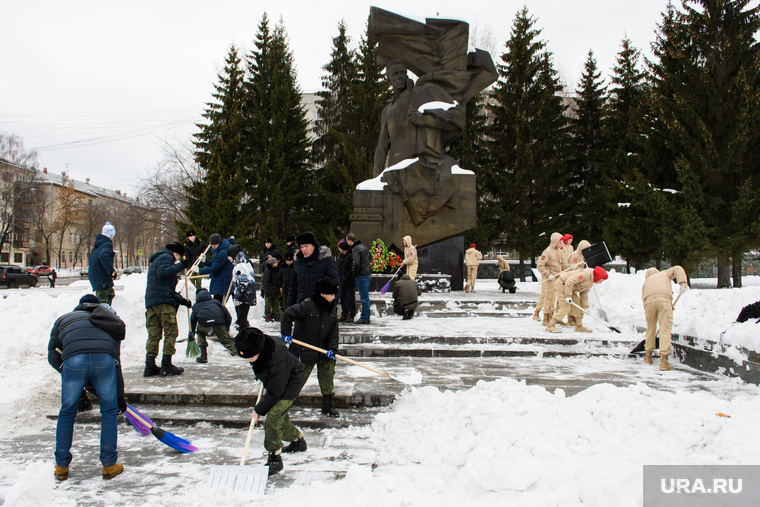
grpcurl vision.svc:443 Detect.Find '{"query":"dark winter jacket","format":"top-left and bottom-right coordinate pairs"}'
top-left (250, 334), bottom-right (304, 416)
top-left (190, 289), bottom-right (232, 331)
top-left (199, 238), bottom-right (233, 296)
top-left (48, 302), bottom-right (126, 399)
top-left (280, 262), bottom-right (294, 295)
top-left (287, 245), bottom-right (340, 307)
top-left (391, 274), bottom-right (421, 311)
top-left (259, 245), bottom-right (281, 266)
top-left (280, 293), bottom-right (339, 365)
top-left (351, 240), bottom-right (371, 277)
top-left (88, 234), bottom-right (115, 291)
top-left (145, 248), bottom-right (186, 309)
top-left (337, 250), bottom-right (355, 287)
top-left (263, 263), bottom-right (282, 298)
top-left (184, 238), bottom-right (208, 268)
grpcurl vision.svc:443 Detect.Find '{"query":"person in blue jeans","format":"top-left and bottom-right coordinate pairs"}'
top-left (346, 233), bottom-right (372, 324)
top-left (48, 294), bottom-right (127, 481)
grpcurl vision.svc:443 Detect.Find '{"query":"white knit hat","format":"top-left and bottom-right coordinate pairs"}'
top-left (102, 222), bottom-right (116, 238)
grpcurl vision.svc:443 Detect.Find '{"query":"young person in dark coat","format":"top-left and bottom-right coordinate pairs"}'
top-left (285, 235), bottom-right (298, 257)
top-left (184, 230), bottom-right (208, 290)
top-left (263, 256), bottom-right (282, 321)
top-left (190, 288), bottom-right (237, 363)
top-left (235, 327), bottom-right (305, 476)
top-left (143, 242), bottom-right (187, 377)
top-left (337, 239), bottom-right (356, 322)
top-left (281, 277), bottom-right (341, 418)
top-left (48, 294), bottom-right (127, 481)
top-left (89, 222), bottom-right (117, 304)
top-left (259, 237), bottom-right (281, 266)
top-left (191, 234), bottom-right (232, 302)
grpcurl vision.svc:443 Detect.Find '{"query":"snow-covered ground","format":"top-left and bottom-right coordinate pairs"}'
top-left (1, 270), bottom-right (759, 506)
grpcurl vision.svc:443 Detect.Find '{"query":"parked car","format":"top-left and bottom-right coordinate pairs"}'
top-left (26, 265), bottom-right (52, 276)
top-left (79, 268), bottom-right (88, 278)
top-left (0, 265), bottom-right (38, 288)
top-left (122, 266), bottom-right (142, 275)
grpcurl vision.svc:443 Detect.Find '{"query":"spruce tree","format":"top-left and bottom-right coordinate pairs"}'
top-left (243, 15), bottom-right (313, 246)
top-left (649, 0), bottom-right (760, 285)
top-left (567, 51), bottom-right (608, 242)
top-left (484, 7), bottom-right (570, 277)
top-left (187, 44), bottom-right (247, 242)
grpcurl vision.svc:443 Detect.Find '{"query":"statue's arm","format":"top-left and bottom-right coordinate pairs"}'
top-left (408, 104), bottom-right (465, 132)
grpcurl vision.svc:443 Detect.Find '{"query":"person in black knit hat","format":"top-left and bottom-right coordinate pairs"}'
top-left (235, 327), bottom-right (305, 476)
top-left (280, 276), bottom-right (341, 418)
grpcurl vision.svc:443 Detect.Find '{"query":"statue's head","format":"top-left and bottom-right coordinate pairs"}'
top-left (386, 59), bottom-right (411, 93)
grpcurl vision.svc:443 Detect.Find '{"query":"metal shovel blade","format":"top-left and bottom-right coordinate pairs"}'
top-left (590, 306), bottom-right (609, 322)
top-left (208, 465), bottom-right (268, 495)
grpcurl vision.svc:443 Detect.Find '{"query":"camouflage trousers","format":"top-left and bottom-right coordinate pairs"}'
top-left (263, 398), bottom-right (300, 452)
top-left (195, 325), bottom-right (237, 355)
top-left (145, 304), bottom-right (179, 357)
top-left (302, 360), bottom-right (335, 396)
top-left (96, 288), bottom-right (115, 305)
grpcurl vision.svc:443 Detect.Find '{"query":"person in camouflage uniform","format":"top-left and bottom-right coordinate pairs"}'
top-left (143, 242), bottom-right (187, 377)
top-left (235, 327), bottom-right (305, 476)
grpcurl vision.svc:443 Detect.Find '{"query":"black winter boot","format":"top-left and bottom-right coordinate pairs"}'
top-left (321, 394), bottom-right (340, 418)
top-left (282, 435), bottom-right (307, 453)
top-left (266, 451), bottom-right (283, 475)
top-left (143, 355), bottom-right (160, 377)
top-left (403, 309), bottom-right (414, 320)
top-left (160, 355), bottom-right (184, 376)
top-left (196, 346), bottom-right (208, 364)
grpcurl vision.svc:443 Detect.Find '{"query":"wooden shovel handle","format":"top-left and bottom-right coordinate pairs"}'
top-left (240, 382), bottom-right (264, 466)
top-left (290, 338), bottom-right (392, 379)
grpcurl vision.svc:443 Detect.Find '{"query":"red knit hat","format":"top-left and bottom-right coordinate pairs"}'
top-left (593, 266), bottom-right (608, 282)
top-left (562, 234), bottom-right (573, 244)
top-left (470, 243), bottom-right (476, 248)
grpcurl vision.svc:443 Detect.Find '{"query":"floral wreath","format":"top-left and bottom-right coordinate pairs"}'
top-left (370, 238), bottom-right (402, 274)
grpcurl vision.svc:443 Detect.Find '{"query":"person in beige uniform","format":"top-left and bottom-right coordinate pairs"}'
top-left (464, 244), bottom-right (483, 293)
top-left (563, 239), bottom-right (591, 327)
top-left (641, 266), bottom-right (689, 370)
top-left (402, 235), bottom-right (418, 279)
top-left (546, 266), bottom-right (608, 333)
top-left (536, 232), bottom-right (566, 325)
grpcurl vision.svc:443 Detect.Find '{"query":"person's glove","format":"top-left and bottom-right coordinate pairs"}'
top-left (547, 275), bottom-right (555, 281)
top-left (190, 265), bottom-right (200, 274)
top-left (117, 397), bottom-right (128, 414)
top-left (281, 335), bottom-right (292, 344)
top-left (326, 350), bottom-right (336, 360)
top-left (565, 297), bottom-right (573, 304)
top-left (188, 331), bottom-right (195, 342)
top-left (182, 257), bottom-right (190, 269)
top-left (679, 285), bottom-right (689, 294)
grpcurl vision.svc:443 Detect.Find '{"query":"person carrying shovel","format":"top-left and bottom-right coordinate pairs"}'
top-left (234, 327), bottom-right (305, 476)
top-left (545, 266), bottom-right (608, 333)
top-left (280, 276), bottom-right (341, 418)
top-left (641, 266), bottom-right (689, 370)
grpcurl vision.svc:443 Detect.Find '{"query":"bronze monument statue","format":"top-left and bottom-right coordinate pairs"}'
top-left (350, 7), bottom-right (497, 288)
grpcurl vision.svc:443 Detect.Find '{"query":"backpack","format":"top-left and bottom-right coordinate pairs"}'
top-left (736, 300), bottom-right (760, 323)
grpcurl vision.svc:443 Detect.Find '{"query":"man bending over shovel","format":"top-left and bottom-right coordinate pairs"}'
top-left (235, 327), bottom-right (305, 476)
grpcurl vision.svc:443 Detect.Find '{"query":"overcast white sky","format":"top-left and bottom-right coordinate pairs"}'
top-left (1, 0), bottom-right (676, 195)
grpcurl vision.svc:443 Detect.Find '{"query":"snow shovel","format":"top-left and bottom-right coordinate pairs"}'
top-left (569, 301), bottom-right (621, 333)
top-left (591, 285), bottom-right (610, 322)
top-left (209, 382), bottom-right (268, 494)
top-left (381, 265), bottom-right (404, 294)
top-left (290, 338), bottom-right (394, 379)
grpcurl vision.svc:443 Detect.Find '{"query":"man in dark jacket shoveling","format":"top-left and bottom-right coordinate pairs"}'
top-left (281, 276), bottom-right (341, 418)
top-left (235, 327), bottom-right (305, 476)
